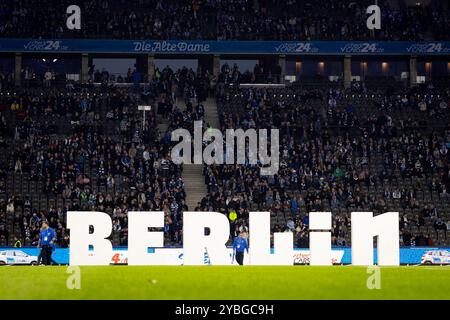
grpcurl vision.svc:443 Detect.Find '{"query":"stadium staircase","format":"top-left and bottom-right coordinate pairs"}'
top-left (182, 164), bottom-right (207, 211)
top-left (203, 97), bottom-right (220, 129)
top-left (153, 96), bottom-right (218, 211)
top-left (182, 98), bottom-right (219, 210)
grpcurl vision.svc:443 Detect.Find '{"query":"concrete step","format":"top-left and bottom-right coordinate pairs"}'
top-left (203, 97), bottom-right (220, 128)
top-left (182, 163), bottom-right (207, 211)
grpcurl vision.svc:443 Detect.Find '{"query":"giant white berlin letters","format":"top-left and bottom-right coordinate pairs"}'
top-left (309, 212), bottom-right (333, 266)
top-left (67, 211), bottom-right (113, 265)
top-left (249, 212), bottom-right (293, 265)
top-left (128, 211), bottom-right (171, 265)
top-left (351, 212), bottom-right (400, 266)
top-left (66, 211), bottom-right (400, 266)
top-left (183, 211), bottom-right (230, 265)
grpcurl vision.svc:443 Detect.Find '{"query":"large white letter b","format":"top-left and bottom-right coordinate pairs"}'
top-left (67, 211), bottom-right (113, 265)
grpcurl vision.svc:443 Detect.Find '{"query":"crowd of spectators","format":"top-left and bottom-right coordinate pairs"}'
top-left (0, 0), bottom-right (449, 41)
top-left (198, 80), bottom-right (450, 247)
top-left (1, 61), bottom-right (450, 248)
top-left (0, 64), bottom-right (213, 247)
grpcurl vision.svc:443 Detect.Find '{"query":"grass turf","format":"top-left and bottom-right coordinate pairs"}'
top-left (0, 265), bottom-right (449, 300)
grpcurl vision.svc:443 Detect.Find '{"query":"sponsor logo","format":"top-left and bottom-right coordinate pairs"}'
top-left (133, 41), bottom-right (211, 53)
top-left (406, 42), bottom-right (450, 54)
top-left (340, 42), bottom-right (384, 53)
top-left (23, 40), bottom-right (68, 51)
top-left (274, 42), bottom-right (318, 53)
top-left (293, 251), bottom-right (344, 265)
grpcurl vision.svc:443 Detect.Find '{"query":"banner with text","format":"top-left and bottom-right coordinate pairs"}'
top-left (0, 39), bottom-right (449, 55)
top-left (1, 247), bottom-right (449, 265)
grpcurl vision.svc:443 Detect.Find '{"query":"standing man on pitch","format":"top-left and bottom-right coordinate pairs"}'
top-left (232, 231), bottom-right (249, 265)
top-left (38, 220), bottom-right (56, 265)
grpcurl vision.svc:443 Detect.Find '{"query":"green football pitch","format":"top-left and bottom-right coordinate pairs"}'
top-left (0, 266), bottom-right (449, 300)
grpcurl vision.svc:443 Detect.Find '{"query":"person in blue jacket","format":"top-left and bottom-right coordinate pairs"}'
top-left (37, 220), bottom-right (56, 265)
top-left (232, 232), bottom-right (249, 265)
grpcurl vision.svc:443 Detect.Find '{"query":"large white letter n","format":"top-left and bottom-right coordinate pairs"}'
top-left (67, 211), bottom-right (113, 265)
top-left (351, 212), bottom-right (399, 266)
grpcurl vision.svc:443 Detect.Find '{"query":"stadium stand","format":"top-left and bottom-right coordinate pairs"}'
top-left (1, 65), bottom-right (449, 248)
top-left (0, 0), bottom-right (449, 40)
top-left (0, 0), bottom-right (449, 251)
top-left (0, 66), bottom-right (212, 247)
top-left (200, 77), bottom-right (450, 247)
